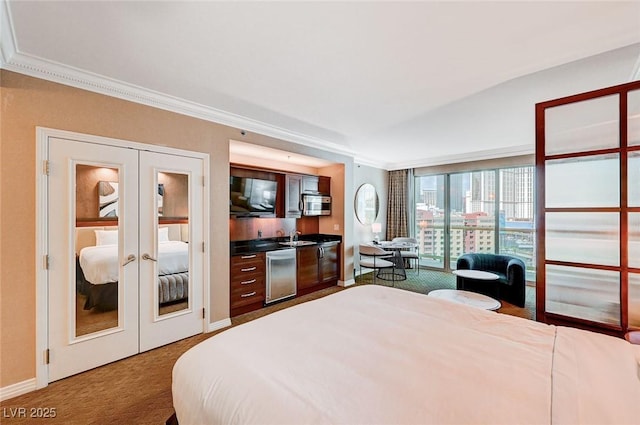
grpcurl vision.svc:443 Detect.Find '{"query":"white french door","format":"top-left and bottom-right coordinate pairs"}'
top-left (47, 136), bottom-right (205, 382)
top-left (138, 151), bottom-right (204, 351)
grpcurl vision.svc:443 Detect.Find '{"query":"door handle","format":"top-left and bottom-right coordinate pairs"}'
top-left (122, 254), bottom-right (136, 266)
top-left (142, 253), bottom-right (157, 262)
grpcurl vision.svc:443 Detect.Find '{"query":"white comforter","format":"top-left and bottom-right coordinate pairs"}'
top-left (79, 241), bottom-right (188, 284)
top-left (172, 285), bottom-right (640, 425)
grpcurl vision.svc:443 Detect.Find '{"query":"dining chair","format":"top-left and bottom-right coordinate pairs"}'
top-left (358, 244), bottom-right (396, 285)
top-left (392, 237), bottom-right (420, 275)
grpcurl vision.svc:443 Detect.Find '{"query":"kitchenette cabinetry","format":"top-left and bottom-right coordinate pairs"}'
top-left (296, 242), bottom-right (340, 296)
top-left (230, 252), bottom-right (266, 316)
top-left (230, 235), bottom-right (341, 317)
top-left (285, 174), bottom-right (304, 218)
top-left (285, 174), bottom-right (331, 218)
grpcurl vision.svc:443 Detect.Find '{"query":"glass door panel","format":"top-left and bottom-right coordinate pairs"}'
top-left (545, 265), bottom-right (620, 326)
top-left (414, 174), bottom-right (445, 269)
top-left (75, 165), bottom-right (120, 337)
top-left (544, 94), bottom-right (619, 155)
top-left (627, 152), bottom-right (640, 206)
top-left (545, 154), bottom-right (619, 208)
top-left (546, 212), bottom-right (619, 266)
top-left (628, 273), bottom-right (640, 328)
top-left (628, 89), bottom-right (640, 147)
top-left (157, 171), bottom-right (190, 317)
top-left (628, 213), bottom-right (640, 268)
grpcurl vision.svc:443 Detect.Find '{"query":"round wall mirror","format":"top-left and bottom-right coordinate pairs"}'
top-left (355, 183), bottom-right (379, 225)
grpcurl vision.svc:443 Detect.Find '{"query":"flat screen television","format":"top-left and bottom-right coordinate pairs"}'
top-left (230, 176), bottom-right (277, 217)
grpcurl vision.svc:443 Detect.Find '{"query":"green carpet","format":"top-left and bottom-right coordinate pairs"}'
top-left (355, 268), bottom-right (536, 320)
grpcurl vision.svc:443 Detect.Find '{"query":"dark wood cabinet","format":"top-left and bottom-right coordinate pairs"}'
top-left (296, 245), bottom-right (320, 290)
top-left (285, 174), bottom-right (331, 218)
top-left (301, 175), bottom-right (319, 193)
top-left (301, 175), bottom-right (330, 195)
top-left (230, 252), bottom-right (265, 316)
top-left (285, 174), bottom-right (303, 218)
top-left (296, 242), bottom-right (340, 296)
top-left (318, 242), bottom-right (340, 284)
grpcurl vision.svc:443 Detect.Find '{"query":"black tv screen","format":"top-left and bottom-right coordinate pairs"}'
top-left (230, 176), bottom-right (277, 216)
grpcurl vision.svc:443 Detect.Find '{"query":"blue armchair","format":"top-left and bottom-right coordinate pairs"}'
top-left (455, 253), bottom-right (526, 307)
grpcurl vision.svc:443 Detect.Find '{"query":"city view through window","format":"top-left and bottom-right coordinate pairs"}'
top-left (414, 167), bottom-right (535, 280)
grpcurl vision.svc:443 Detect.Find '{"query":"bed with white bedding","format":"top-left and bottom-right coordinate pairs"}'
top-left (76, 227), bottom-right (189, 310)
top-left (172, 285), bottom-right (640, 425)
top-left (79, 241), bottom-right (189, 285)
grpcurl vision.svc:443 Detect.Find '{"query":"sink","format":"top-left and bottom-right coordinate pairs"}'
top-left (279, 240), bottom-right (316, 247)
top-left (249, 241), bottom-right (278, 249)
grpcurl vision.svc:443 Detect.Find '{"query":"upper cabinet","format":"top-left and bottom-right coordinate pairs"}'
top-left (285, 174), bottom-right (331, 218)
top-left (285, 174), bottom-right (304, 218)
top-left (232, 166), bottom-right (331, 219)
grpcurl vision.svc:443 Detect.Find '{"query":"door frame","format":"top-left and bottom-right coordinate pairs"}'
top-left (35, 127), bottom-right (210, 389)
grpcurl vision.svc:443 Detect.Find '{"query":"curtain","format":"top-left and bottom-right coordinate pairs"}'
top-left (386, 169), bottom-right (408, 240)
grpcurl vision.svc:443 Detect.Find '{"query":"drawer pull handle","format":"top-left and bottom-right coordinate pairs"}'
top-left (241, 266), bottom-right (257, 272)
top-left (241, 255), bottom-right (257, 259)
top-left (241, 279), bottom-right (256, 285)
top-left (241, 291), bottom-right (257, 298)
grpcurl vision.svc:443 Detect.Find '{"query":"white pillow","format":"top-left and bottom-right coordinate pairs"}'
top-left (95, 229), bottom-right (118, 246)
top-left (158, 226), bottom-right (170, 242)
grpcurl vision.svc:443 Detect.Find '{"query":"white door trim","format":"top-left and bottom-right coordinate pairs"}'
top-left (35, 127), bottom-right (210, 389)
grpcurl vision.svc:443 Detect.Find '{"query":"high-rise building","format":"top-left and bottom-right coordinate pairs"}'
top-left (449, 174), bottom-right (465, 212)
top-left (501, 167), bottom-right (534, 220)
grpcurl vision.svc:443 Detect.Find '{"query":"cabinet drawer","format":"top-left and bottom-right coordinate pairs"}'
top-left (230, 263), bottom-right (265, 277)
top-left (230, 286), bottom-right (265, 309)
top-left (231, 252), bottom-right (265, 266)
top-left (231, 254), bottom-right (265, 276)
top-left (230, 252), bottom-right (266, 311)
top-left (231, 275), bottom-right (265, 293)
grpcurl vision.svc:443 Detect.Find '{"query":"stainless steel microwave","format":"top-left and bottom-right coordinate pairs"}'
top-left (302, 194), bottom-right (331, 216)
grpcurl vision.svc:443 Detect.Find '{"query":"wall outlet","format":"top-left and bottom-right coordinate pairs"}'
top-left (333, 224), bottom-right (340, 231)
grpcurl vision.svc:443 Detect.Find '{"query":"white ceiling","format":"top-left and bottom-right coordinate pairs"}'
top-left (2, 1), bottom-right (640, 169)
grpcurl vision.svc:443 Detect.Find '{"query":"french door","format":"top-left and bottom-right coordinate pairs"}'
top-left (536, 80), bottom-right (640, 336)
top-left (47, 136), bottom-right (205, 381)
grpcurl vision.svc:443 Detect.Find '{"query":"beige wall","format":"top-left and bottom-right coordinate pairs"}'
top-left (354, 164), bottom-right (388, 246)
top-left (0, 70), bottom-right (357, 389)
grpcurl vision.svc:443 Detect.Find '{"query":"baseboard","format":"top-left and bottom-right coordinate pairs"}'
top-left (207, 317), bottom-right (232, 333)
top-left (0, 378), bottom-right (37, 402)
top-left (339, 278), bottom-right (356, 287)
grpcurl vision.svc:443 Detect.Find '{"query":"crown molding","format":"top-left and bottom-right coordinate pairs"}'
top-left (388, 143), bottom-right (534, 171)
top-left (0, 1), bottom-right (355, 160)
top-left (2, 50), bottom-right (356, 158)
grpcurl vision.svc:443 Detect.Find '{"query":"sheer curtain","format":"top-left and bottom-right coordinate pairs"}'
top-left (386, 169), bottom-right (409, 240)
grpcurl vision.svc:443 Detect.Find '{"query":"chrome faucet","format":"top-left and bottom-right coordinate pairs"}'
top-left (289, 229), bottom-right (299, 243)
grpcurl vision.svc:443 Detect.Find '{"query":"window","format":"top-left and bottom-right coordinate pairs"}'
top-left (414, 166), bottom-right (535, 278)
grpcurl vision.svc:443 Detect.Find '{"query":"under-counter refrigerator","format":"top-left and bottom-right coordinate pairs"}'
top-left (265, 248), bottom-right (297, 304)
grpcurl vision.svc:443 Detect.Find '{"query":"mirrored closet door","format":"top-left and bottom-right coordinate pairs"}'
top-left (46, 136), bottom-right (205, 382)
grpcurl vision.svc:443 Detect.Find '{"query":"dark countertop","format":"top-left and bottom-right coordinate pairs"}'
top-left (231, 234), bottom-right (342, 256)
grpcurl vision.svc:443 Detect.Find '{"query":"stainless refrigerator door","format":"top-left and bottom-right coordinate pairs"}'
top-left (266, 248), bottom-right (297, 304)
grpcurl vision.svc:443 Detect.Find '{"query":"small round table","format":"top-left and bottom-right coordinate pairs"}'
top-left (453, 269), bottom-right (500, 298)
top-left (452, 269), bottom-right (500, 280)
top-left (428, 289), bottom-right (501, 311)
